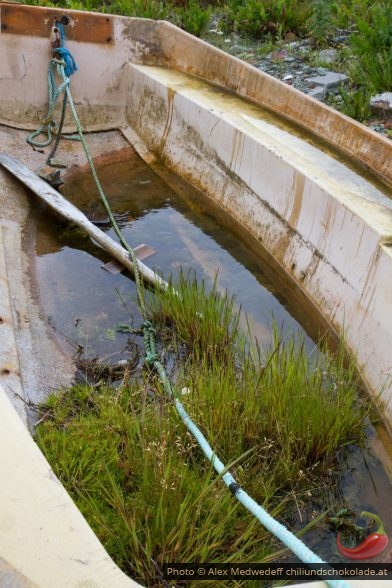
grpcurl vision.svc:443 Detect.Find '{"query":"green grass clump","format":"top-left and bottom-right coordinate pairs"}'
top-left (332, 85), bottom-right (372, 122)
top-left (321, 2), bottom-right (391, 122)
top-left (36, 273), bottom-right (367, 586)
top-left (149, 274), bottom-right (365, 491)
top-left (37, 383), bottom-right (275, 586)
top-left (147, 271), bottom-right (242, 363)
top-left (220, 0), bottom-right (311, 39)
top-left (307, 0), bottom-right (337, 47)
top-left (349, 2), bottom-right (392, 93)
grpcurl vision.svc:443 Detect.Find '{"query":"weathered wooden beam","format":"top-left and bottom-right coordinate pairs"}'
top-left (0, 154), bottom-right (167, 291)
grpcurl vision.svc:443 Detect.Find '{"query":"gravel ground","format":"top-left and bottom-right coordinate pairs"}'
top-left (203, 27), bottom-right (391, 139)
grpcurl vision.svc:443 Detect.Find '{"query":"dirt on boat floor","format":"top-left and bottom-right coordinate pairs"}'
top-left (0, 125), bottom-right (136, 427)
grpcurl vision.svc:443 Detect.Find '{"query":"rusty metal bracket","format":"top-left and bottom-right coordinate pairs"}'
top-left (51, 21), bottom-right (62, 53)
top-left (0, 4), bottom-right (114, 44)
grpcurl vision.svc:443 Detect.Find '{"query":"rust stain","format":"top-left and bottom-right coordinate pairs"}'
top-left (273, 232), bottom-right (292, 266)
top-left (312, 195), bottom-right (337, 255)
top-left (354, 223), bottom-right (367, 258)
top-left (238, 132), bottom-right (245, 172)
top-left (229, 129), bottom-right (239, 171)
top-left (319, 199), bottom-right (335, 243)
top-left (0, 4), bottom-right (114, 44)
top-left (288, 172), bottom-right (305, 228)
top-left (159, 87), bottom-right (176, 153)
top-left (358, 283), bottom-right (377, 331)
top-left (360, 246), bottom-right (381, 306)
top-left (229, 129), bottom-right (245, 173)
top-left (340, 207), bottom-right (348, 231)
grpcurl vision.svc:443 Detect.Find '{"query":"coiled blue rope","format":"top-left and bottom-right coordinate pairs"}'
top-left (27, 22), bottom-right (77, 149)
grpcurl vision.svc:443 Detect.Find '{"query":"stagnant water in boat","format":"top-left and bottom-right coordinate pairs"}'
top-left (32, 151), bottom-right (392, 564)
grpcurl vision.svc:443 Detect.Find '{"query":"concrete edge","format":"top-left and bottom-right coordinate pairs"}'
top-left (0, 382), bottom-right (140, 588)
top-left (0, 5), bottom-right (391, 188)
top-left (156, 20), bottom-right (392, 188)
top-left (126, 62), bottom-right (392, 427)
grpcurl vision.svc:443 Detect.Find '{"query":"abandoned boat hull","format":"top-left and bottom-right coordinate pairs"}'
top-left (0, 4), bottom-right (391, 587)
top-left (1, 4), bottom-right (391, 424)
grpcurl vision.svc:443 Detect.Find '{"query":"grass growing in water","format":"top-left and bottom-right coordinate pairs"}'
top-left (36, 273), bottom-right (367, 586)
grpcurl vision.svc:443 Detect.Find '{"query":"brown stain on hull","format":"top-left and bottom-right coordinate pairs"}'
top-left (159, 87), bottom-right (176, 153)
top-left (288, 172), bottom-right (305, 229)
top-left (229, 129), bottom-right (245, 173)
top-left (0, 4), bottom-right (114, 44)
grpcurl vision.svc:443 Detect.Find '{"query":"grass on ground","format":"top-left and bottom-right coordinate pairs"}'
top-left (36, 272), bottom-right (367, 586)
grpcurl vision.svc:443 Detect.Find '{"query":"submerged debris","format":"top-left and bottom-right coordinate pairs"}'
top-left (76, 339), bottom-right (141, 385)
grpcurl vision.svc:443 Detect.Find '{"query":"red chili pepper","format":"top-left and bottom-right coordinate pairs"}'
top-left (337, 511), bottom-right (388, 560)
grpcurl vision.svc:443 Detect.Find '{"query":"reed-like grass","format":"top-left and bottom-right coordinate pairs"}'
top-left (36, 272), bottom-right (367, 586)
top-left (37, 383), bottom-right (275, 586)
top-left (148, 271), bottom-right (242, 364)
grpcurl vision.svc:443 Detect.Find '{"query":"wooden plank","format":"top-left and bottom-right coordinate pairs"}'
top-left (101, 260), bottom-right (125, 275)
top-left (0, 4), bottom-right (114, 44)
top-left (133, 243), bottom-right (156, 261)
top-left (102, 244), bottom-right (155, 274)
top-left (0, 154), bottom-right (167, 291)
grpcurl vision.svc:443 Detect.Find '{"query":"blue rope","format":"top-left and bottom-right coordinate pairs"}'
top-left (175, 398), bottom-right (350, 588)
top-left (36, 46), bottom-right (351, 588)
top-left (53, 25), bottom-right (77, 77)
top-left (55, 21), bottom-right (66, 45)
top-left (54, 47), bottom-right (77, 77)
top-left (58, 59), bottom-right (351, 586)
top-left (26, 22), bottom-right (77, 148)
